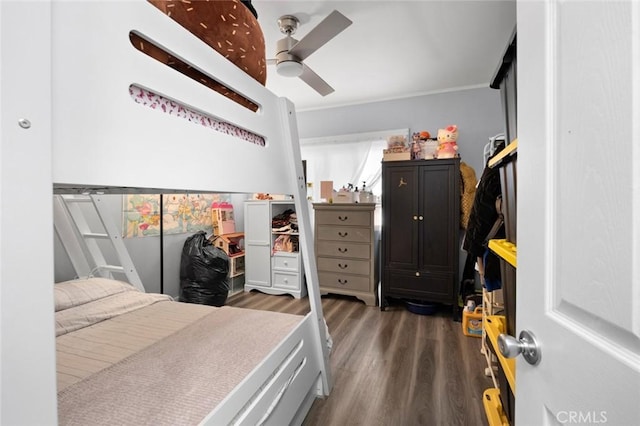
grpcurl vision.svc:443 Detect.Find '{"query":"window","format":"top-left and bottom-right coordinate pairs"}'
top-left (300, 129), bottom-right (408, 202)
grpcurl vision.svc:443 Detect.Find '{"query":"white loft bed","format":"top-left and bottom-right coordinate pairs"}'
top-left (0, 1), bottom-right (330, 424)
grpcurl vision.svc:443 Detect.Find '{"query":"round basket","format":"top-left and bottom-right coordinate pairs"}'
top-left (405, 300), bottom-right (439, 316)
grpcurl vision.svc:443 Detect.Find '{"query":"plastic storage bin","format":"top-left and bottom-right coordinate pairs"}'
top-left (485, 315), bottom-right (516, 425)
top-left (488, 239), bottom-right (516, 337)
top-left (488, 140), bottom-right (517, 245)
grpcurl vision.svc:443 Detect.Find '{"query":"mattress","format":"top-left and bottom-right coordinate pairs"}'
top-left (55, 278), bottom-right (303, 425)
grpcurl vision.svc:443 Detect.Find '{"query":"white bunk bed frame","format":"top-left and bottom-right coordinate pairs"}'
top-left (0, 1), bottom-right (331, 424)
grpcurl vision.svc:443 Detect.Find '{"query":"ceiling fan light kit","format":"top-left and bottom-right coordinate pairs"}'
top-left (268, 10), bottom-right (353, 96)
top-left (277, 61), bottom-right (304, 77)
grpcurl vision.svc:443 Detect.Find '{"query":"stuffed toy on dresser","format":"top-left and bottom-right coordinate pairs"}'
top-left (436, 125), bottom-right (459, 159)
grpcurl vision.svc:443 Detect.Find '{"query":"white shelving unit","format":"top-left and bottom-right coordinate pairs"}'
top-left (244, 200), bottom-right (306, 299)
top-left (481, 287), bottom-right (503, 386)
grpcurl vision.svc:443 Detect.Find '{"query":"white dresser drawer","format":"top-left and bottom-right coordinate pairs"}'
top-left (271, 253), bottom-right (300, 272)
top-left (317, 257), bottom-right (370, 276)
top-left (318, 272), bottom-right (370, 292)
top-left (317, 225), bottom-right (371, 243)
top-left (272, 272), bottom-right (300, 290)
top-left (316, 241), bottom-right (371, 259)
top-left (315, 210), bottom-right (371, 227)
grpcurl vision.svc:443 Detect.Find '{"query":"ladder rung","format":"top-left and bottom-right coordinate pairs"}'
top-left (82, 232), bottom-right (109, 239)
top-left (62, 195), bottom-right (92, 203)
top-left (54, 194), bottom-right (145, 292)
top-left (96, 265), bottom-right (125, 273)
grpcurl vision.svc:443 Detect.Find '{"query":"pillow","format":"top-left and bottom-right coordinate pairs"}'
top-left (146, 0), bottom-right (266, 111)
top-left (54, 277), bottom-right (138, 312)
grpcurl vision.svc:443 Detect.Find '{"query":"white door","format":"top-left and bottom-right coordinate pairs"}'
top-left (516, 1), bottom-right (640, 424)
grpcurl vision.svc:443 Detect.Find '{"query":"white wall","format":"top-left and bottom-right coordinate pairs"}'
top-left (297, 86), bottom-right (505, 176)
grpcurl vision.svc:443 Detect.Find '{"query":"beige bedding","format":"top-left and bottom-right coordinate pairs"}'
top-left (55, 278), bottom-right (303, 425)
top-left (56, 300), bottom-right (213, 391)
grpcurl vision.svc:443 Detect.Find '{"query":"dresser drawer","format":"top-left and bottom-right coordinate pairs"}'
top-left (319, 272), bottom-right (370, 292)
top-left (271, 253), bottom-right (300, 272)
top-left (316, 241), bottom-right (371, 259)
top-left (317, 225), bottom-right (371, 243)
top-left (317, 257), bottom-right (370, 276)
top-left (315, 210), bottom-right (371, 227)
top-left (272, 271), bottom-right (300, 290)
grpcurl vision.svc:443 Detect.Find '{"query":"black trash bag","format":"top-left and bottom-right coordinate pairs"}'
top-left (179, 231), bottom-right (229, 306)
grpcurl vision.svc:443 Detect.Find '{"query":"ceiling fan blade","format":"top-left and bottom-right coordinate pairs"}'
top-left (299, 64), bottom-right (334, 96)
top-left (288, 10), bottom-right (352, 61)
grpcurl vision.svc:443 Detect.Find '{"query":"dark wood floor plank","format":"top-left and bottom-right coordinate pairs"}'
top-left (225, 292), bottom-right (491, 426)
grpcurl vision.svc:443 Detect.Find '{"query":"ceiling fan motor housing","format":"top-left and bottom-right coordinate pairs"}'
top-left (275, 36), bottom-right (301, 64)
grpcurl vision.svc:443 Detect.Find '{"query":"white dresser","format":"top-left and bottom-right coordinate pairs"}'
top-left (313, 203), bottom-right (377, 306)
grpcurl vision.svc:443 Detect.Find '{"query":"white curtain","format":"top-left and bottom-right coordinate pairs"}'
top-left (300, 129), bottom-right (408, 201)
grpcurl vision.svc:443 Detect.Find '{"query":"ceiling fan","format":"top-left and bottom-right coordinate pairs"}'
top-left (267, 10), bottom-right (352, 96)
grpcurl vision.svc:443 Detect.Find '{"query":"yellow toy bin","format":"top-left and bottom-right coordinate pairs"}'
top-left (462, 306), bottom-right (483, 337)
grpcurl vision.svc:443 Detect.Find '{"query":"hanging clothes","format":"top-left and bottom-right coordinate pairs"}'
top-left (462, 143), bottom-right (506, 290)
top-left (459, 161), bottom-right (478, 230)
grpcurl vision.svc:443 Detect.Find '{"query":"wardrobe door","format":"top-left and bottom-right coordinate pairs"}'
top-left (382, 164), bottom-right (419, 270)
top-left (418, 163), bottom-right (457, 274)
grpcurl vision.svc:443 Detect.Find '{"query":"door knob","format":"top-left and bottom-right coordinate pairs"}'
top-left (497, 330), bottom-right (541, 366)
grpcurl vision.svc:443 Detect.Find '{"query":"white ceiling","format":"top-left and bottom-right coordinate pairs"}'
top-left (253, 0), bottom-right (516, 111)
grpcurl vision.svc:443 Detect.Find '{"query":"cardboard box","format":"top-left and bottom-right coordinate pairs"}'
top-left (383, 151), bottom-right (411, 161)
top-left (320, 181), bottom-right (334, 200)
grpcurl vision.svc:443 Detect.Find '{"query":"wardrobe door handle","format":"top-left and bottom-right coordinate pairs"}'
top-left (338, 247), bottom-right (348, 253)
top-left (338, 263), bottom-right (348, 269)
top-left (338, 231), bottom-right (348, 238)
top-left (338, 216), bottom-right (348, 221)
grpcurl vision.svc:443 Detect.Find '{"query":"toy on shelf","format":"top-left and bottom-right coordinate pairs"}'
top-left (436, 125), bottom-right (459, 159)
top-left (211, 201), bottom-right (235, 236)
top-left (411, 133), bottom-right (422, 160)
top-left (419, 130), bottom-right (438, 160)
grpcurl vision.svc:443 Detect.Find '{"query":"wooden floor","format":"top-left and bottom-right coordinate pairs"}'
top-left (226, 291), bottom-right (492, 426)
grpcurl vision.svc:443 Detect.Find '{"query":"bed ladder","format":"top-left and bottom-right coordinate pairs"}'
top-left (53, 194), bottom-right (145, 291)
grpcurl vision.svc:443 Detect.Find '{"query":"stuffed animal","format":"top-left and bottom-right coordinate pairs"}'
top-left (436, 125), bottom-right (459, 159)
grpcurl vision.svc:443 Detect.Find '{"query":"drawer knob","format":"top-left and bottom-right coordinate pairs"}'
top-left (338, 279), bottom-right (348, 285)
top-left (338, 263), bottom-right (348, 269)
top-left (338, 247), bottom-right (348, 253)
top-left (338, 216), bottom-right (348, 221)
top-left (284, 278), bottom-right (289, 283)
top-left (413, 215), bottom-right (418, 220)
top-left (415, 272), bottom-right (420, 277)
top-left (338, 231), bottom-right (349, 238)
top-left (283, 261), bottom-right (288, 266)
top-left (419, 216), bottom-right (423, 221)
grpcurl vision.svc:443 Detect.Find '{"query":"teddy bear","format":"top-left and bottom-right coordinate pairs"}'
top-left (436, 125), bottom-right (459, 159)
